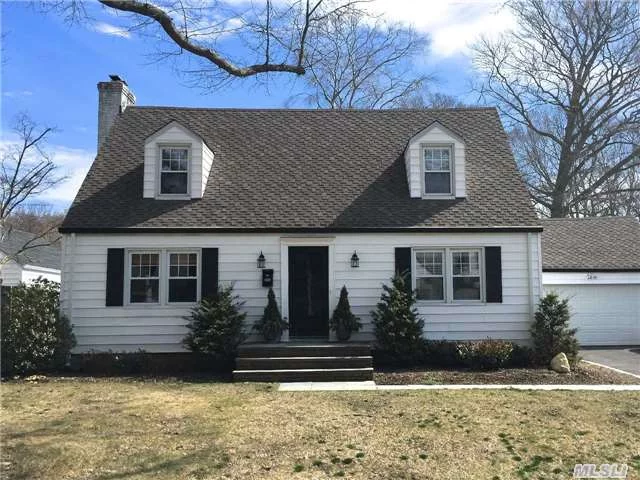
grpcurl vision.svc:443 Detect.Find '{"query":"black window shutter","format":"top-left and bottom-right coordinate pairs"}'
top-left (201, 248), bottom-right (219, 300)
top-left (106, 248), bottom-right (125, 306)
top-left (394, 247), bottom-right (412, 289)
top-left (485, 246), bottom-right (502, 303)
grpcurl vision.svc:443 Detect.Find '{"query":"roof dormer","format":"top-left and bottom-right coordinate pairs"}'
top-left (143, 121), bottom-right (213, 199)
top-left (404, 120), bottom-right (466, 199)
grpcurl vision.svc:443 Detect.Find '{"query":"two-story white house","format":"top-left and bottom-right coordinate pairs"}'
top-left (59, 76), bottom-right (542, 378)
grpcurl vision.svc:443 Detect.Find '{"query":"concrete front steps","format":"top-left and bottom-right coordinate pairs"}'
top-left (233, 343), bottom-right (373, 382)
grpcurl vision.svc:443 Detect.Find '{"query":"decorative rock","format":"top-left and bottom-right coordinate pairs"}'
top-left (550, 353), bottom-right (571, 373)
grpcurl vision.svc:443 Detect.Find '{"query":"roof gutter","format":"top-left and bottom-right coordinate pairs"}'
top-left (59, 225), bottom-right (543, 234)
top-left (543, 268), bottom-right (640, 273)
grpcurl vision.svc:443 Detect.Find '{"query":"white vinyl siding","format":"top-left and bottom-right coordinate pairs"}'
top-left (61, 231), bottom-right (541, 353)
top-left (405, 122), bottom-right (466, 198)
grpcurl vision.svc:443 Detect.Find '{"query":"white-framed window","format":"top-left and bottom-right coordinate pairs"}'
top-left (160, 146), bottom-right (189, 195)
top-left (168, 252), bottom-right (199, 303)
top-left (414, 250), bottom-right (445, 301)
top-left (423, 146), bottom-right (452, 195)
top-left (413, 248), bottom-right (484, 303)
top-left (129, 252), bottom-right (160, 304)
top-left (451, 249), bottom-right (482, 301)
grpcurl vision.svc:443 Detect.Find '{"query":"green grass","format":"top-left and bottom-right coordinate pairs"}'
top-left (1, 378), bottom-right (639, 479)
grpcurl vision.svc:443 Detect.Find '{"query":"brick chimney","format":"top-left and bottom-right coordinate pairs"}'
top-left (97, 75), bottom-right (135, 149)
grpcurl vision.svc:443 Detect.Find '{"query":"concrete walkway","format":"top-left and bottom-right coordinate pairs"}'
top-left (278, 381), bottom-right (640, 392)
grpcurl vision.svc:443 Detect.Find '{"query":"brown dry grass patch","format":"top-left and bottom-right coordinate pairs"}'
top-left (1, 378), bottom-right (639, 479)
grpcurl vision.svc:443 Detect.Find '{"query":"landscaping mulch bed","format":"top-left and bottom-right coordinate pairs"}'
top-left (374, 361), bottom-right (639, 385)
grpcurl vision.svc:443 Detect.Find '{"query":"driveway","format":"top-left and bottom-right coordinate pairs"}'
top-left (580, 348), bottom-right (640, 376)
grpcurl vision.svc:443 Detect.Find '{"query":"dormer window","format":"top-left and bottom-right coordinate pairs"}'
top-left (423, 146), bottom-right (452, 195)
top-left (159, 146), bottom-right (190, 196)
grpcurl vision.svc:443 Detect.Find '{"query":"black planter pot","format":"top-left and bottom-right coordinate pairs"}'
top-left (263, 329), bottom-right (282, 343)
top-left (336, 324), bottom-right (352, 342)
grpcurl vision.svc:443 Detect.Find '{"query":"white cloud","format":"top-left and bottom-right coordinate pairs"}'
top-left (94, 22), bottom-right (131, 39)
top-left (367, 0), bottom-right (515, 57)
top-left (0, 135), bottom-right (94, 207)
top-left (3, 90), bottom-right (33, 98)
top-left (39, 145), bottom-right (94, 205)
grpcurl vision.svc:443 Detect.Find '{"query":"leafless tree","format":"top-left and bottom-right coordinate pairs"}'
top-left (289, 10), bottom-right (429, 108)
top-left (4, 205), bottom-right (65, 243)
top-left (473, 0), bottom-right (640, 218)
top-left (0, 114), bottom-right (66, 264)
top-left (397, 91), bottom-right (467, 109)
top-left (46, 0), bottom-right (369, 87)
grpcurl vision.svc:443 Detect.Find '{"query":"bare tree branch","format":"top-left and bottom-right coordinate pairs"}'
top-left (1, 113), bottom-right (66, 263)
top-left (45, 0), bottom-right (371, 86)
top-left (290, 9), bottom-right (430, 109)
top-left (472, 0), bottom-right (640, 218)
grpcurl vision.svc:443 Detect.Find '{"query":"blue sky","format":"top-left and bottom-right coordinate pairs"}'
top-left (1, 0), bottom-right (511, 211)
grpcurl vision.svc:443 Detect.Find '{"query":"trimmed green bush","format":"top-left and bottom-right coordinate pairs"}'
top-left (1, 278), bottom-right (76, 376)
top-left (531, 293), bottom-right (579, 365)
top-left (376, 338), bottom-right (533, 370)
top-left (183, 284), bottom-right (247, 366)
top-left (456, 339), bottom-right (514, 370)
top-left (253, 288), bottom-right (288, 342)
top-left (329, 286), bottom-right (361, 341)
top-left (371, 274), bottom-right (424, 364)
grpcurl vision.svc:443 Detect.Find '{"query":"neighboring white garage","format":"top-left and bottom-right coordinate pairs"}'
top-left (0, 229), bottom-right (61, 287)
top-left (541, 217), bottom-right (640, 347)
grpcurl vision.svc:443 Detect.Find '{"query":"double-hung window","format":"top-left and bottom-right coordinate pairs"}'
top-left (451, 250), bottom-right (482, 301)
top-left (160, 147), bottom-right (189, 195)
top-left (414, 248), bottom-right (483, 302)
top-left (168, 252), bottom-right (198, 302)
top-left (127, 250), bottom-right (199, 305)
top-left (129, 252), bottom-right (160, 303)
top-left (424, 146), bottom-right (452, 195)
top-left (414, 250), bottom-right (445, 301)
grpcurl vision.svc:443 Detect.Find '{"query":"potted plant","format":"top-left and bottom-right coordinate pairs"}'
top-left (253, 288), bottom-right (288, 342)
top-left (330, 286), bottom-right (361, 341)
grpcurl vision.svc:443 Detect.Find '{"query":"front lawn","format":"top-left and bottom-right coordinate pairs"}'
top-left (2, 379), bottom-right (639, 479)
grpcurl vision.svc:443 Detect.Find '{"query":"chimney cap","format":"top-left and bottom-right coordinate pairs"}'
top-left (109, 74), bottom-right (128, 86)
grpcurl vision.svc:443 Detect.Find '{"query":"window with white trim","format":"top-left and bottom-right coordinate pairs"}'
top-left (414, 250), bottom-right (445, 301)
top-left (451, 250), bottom-right (482, 300)
top-left (424, 146), bottom-right (452, 195)
top-left (129, 252), bottom-right (160, 303)
top-left (413, 248), bottom-right (484, 303)
top-left (160, 147), bottom-right (189, 195)
top-left (168, 252), bottom-right (198, 302)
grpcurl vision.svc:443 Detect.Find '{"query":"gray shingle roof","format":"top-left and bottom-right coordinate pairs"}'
top-left (541, 217), bottom-right (640, 271)
top-left (0, 229), bottom-right (61, 270)
top-left (61, 107), bottom-right (539, 232)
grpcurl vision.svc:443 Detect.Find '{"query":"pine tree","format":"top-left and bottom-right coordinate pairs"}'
top-left (183, 284), bottom-right (247, 361)
top-left (330, 286), bottom-right (361, 341)
top-left (371, 274), bottom-right (424, 360)
top-left (254, 288), bottom-right (288, 342)
top-left (531, 293), bottom-right (579, 364)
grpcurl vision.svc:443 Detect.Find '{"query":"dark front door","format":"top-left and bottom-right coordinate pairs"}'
top-left (288, 246), bottom-right (329, 338)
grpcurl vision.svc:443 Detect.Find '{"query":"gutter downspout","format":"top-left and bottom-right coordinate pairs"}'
top-left (527, 233), bottom-right (535, 324)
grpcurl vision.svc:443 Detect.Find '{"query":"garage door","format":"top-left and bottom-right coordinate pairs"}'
top-left (544, 284), bottom-right (640, 346)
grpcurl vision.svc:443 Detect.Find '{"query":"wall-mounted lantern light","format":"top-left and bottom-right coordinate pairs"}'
top-left (351, 251), bottom-right (360, 268)
top-left (257, 251), bottom-right (266, 269)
